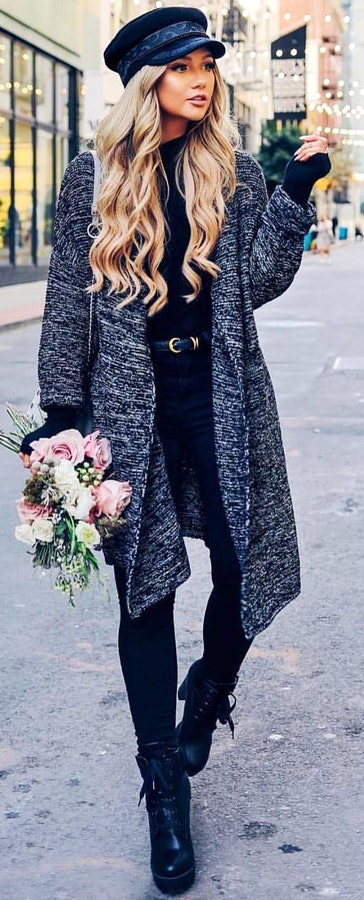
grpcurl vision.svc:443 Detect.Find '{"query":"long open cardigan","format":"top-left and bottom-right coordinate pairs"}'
top-left (38, 150), bottom-right (315, 639)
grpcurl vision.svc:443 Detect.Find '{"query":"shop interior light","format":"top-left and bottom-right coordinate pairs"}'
top-left (290, 48), bottom-right (297, 56)
top-left (324, 14), bottom-right (331, 22)
top-left (276, 49), bottom-right (283, 57)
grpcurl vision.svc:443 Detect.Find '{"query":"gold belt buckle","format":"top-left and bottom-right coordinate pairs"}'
top-left (168, 337), bottom-right (181, 354)
top-left (168, 336), bottom-right (200, 353)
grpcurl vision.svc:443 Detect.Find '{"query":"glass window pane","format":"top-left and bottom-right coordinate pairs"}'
top-left (55, 64), bottom-right (69, 131)
top-left (0, 34), bottom-right (11, 113)
top-left (56, 134), bottom-right (69, 192)
top-left (0, 117), bottom-right (11, 265)
top-left (14, 121), bottom-right (33, 264)
top-left (36, 54), bottom-right (54, 124)
top-left (13, 41), bottom-right (34, 118)
top-left (37, 131), bottom-right (53, 263)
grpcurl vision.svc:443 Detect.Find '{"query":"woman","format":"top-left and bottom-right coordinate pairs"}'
top-left (316, 215), bottom-right (334, 259)
top-left (19, 8), bottom-right (330, 895)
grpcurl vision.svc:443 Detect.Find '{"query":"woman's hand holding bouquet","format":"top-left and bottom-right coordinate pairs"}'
top-left (0, 408), bottom-right (131, 603)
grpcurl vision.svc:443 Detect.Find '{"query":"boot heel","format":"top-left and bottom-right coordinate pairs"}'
top-left (178, 675), bottom-right (188, 701)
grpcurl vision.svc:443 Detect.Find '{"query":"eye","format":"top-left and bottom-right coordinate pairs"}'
top-left (204, 61), bottom-right (216, 71)
top-left (169, 63), bottom-right (188, 72)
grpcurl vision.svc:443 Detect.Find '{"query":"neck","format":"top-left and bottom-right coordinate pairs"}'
top-left (160, 116), bottom-right (188, 145)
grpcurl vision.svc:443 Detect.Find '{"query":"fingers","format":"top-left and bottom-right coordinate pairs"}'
top-left (18, 452), bottom-right (31, 468)
top-left (294, 133), bottom-right (329, 162)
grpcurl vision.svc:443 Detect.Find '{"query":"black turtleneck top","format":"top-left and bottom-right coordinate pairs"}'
top-left (146, 134), bottom-right (212, 341)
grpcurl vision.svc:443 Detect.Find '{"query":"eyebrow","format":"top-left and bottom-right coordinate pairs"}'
top-left (171, 53), bottom-right (214, 62)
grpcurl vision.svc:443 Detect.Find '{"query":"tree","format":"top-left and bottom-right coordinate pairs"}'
top-left (256, 121), bottom-right (302, 196)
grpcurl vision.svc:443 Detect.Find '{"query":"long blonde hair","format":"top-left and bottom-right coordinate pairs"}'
top-left (90, 62), bottom-right (240, 314)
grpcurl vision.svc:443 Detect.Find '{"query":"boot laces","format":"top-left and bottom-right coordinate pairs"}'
top-left (194, 681), bottom-right (237, 737)
top-left (137, 755), bottom-right (185, 833)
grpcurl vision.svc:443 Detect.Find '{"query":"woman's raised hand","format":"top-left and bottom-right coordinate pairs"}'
top-left (294, 133), bottom-right (329, 162)
top-left (282, 133), bottom-right (331, 206)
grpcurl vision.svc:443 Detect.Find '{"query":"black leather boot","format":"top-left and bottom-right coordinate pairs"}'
top-left (136, 743), bottom-right (195, 895)
top-left (177, 659), bottom-right (238, 777)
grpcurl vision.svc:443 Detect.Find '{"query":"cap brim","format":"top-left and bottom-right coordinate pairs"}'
top-left (145, 35), bottom-right (226, 66)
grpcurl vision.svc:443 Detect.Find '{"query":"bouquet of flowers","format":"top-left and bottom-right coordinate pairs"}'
top-left (0, 405), bottom-right (131, 603)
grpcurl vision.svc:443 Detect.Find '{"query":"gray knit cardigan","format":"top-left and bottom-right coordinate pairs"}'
top-left (38, 150), bottom-right (315, 639)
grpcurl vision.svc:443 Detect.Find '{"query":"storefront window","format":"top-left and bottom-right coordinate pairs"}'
top-left (55, 64), bottom-right (69, 131)
top-left (37, 130), bottom-right (53, 262)
top-left (13, 42), bottom-right (34, 118)
top-left (36, 54), bottom-right (54, 124)
top-left (14, 121), bottom-right (34, 264)
top-left (56, 134), bottom-right (69, 192)
top-left (0, 35), bottom-right (11, 113)
top-left (0, 32), bottom-right (79, 275)
top-left (0, 117), bottom-right (11, 264)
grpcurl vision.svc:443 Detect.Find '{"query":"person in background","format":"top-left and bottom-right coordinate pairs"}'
top-left (18, 7), bottom-right (330, 894)
top-left (316, 215), bottom-right (334, 260)
top-left (331, 214), bottom-right (338, 238)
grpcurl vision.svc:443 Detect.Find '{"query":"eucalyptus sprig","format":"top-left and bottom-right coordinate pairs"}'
top-left (0, 402), bottom-right (45, 454)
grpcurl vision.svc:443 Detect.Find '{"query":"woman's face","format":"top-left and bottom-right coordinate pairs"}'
top-left (156, 47), bottom-right (216, 140)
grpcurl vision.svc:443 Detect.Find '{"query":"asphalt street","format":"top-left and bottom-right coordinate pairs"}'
top-left (0, 242), bottom-right (363, 900)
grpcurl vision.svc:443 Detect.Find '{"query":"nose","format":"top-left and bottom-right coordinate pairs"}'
top-left (191, 72), bottom-right (206, 89)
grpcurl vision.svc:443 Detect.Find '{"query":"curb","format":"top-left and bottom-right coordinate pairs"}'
top-left (0, 315), bottom-right (43, 333)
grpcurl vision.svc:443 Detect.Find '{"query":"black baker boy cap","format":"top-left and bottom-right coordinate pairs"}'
top-left (104, 6), bottom-right (225, 87)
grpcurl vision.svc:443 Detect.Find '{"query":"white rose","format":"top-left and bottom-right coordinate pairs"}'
top-left (15, 523), bottom-right (34, 545)
top-left (53, 459), bottom-right (80, 493)
top-left (75, 521), bottom-right (99, 548)
top-left (32, 519), bottom-right (54, 543)
top-left (64, 486), bottom-right (95, 521)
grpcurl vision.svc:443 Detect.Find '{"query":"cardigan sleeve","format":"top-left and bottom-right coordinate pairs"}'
top-left (236, 153), bottom-right (316, 310)
top-left (38, 154), bottom-right (95, 411)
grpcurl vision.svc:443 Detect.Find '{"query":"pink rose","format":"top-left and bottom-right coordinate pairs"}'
top-left (93, 480), bottom-right (132, 518)
top-left (16, 498), bottom-right (52, 524)
top-left (30, 429), bottom-right (85, 465)
top-left (83, 430), bottom-right (112, 472)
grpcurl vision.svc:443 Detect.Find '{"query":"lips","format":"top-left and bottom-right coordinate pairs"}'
top-left (189, 94), bottom-right (207, 101)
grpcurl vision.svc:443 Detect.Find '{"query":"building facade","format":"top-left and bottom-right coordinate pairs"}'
top-left (0, 0), bottom-right (105, 282)
top-left (278, 0), bottom-right (346, 144)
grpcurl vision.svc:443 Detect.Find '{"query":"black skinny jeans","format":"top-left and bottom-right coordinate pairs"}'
top-left (115, 346), bottom-right (252, 748)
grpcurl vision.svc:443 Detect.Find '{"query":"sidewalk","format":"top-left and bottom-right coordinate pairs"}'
top-left (0, 280), bottom-right (46, 330)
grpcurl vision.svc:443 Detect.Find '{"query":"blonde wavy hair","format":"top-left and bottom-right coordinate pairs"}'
top-left (90, 62), bottom-right (240, 314)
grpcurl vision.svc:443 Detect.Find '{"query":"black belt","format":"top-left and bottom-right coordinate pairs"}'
top-left (150, 331), bottom-right (211, 354)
